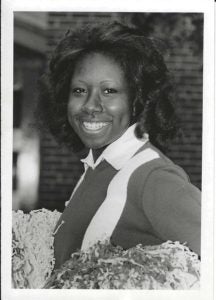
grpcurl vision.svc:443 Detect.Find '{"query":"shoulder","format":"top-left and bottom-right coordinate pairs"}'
top-left (127, 143), bottom-right (200, 201)
top-left (129, 143), bottom-right (190, 187)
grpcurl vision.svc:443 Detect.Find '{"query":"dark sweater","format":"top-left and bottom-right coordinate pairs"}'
top-left (54, 143), bottom-right (201, 268)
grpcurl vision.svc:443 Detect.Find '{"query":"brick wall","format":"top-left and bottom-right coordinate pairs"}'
top-left (38, 13), bottom-right (202, 211)
top-left (166, 46), bottom-right (202, 188)
top-left (38, 133), bottom-right (83, 211)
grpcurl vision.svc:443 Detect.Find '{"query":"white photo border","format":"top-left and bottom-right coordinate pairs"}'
top-left (1, 0), bottom-right (215, 299)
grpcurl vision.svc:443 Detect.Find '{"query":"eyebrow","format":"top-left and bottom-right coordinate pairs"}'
top-left (100, 80), bottom-right (117, 84)
top-left (71, 79), bottom-right (118, 85)
top-left (71, 80), bottom-right (86, 84)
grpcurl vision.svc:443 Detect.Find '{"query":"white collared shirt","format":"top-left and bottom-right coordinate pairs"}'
top-left (66, 124), bottom-right (148, 205)
top-left (81, 123), bottom-right (149, 171)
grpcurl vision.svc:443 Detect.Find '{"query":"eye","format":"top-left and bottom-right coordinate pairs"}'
top-left (72, 87), bottom-right (87, 95)
top-left (103, 88), bottom-right (117, 95)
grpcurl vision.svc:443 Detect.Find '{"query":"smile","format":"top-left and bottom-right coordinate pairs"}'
top-left (82, 121), bottom-right (110, 131)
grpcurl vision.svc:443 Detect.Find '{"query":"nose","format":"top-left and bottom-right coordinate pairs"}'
top-left (82, 90), bottom-right (103, 114)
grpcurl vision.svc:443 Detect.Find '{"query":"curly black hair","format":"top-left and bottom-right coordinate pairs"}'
top-left (38, 21), bottom-right (181, 152)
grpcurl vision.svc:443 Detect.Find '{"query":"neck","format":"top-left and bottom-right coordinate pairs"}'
top-left (92, 146), bottom-right (107, 162)
top-left (91, 125), bottom-right (136, 162)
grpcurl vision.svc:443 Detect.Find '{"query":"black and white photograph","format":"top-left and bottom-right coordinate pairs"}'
top-left (1, 0), bottom-right (215, 300)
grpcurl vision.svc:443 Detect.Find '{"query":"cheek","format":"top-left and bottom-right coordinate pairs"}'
top-left (67, 101), bottom-right (79, 128)
top-left (67, 100), bottom-right (81, 118)
top-left (106, 99), bottom-right (132, 122)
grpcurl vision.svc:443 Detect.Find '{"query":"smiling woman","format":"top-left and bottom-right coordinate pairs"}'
top-left (68, 52), bottom-right (132, 157)
top-left (38, 21), bottom-right (201, 274)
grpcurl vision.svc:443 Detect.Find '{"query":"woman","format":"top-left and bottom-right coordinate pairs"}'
top-left (39, 22), bottom-right (201, 269)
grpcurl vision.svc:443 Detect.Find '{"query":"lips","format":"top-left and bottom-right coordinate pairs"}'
top-left (82, 121), bottom-right (110, 131)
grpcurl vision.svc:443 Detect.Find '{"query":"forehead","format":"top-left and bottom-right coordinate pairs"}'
top-left (72, 52), bottom-right (126, 82)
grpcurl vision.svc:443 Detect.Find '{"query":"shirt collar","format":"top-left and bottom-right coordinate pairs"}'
top-left (81, 124), bottom-right (149, 171)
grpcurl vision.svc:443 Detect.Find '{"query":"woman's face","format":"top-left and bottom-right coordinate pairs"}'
top-left (67, 52), bottom-right (132, 149)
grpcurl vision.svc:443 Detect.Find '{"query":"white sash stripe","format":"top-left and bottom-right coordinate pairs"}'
top-left (81, 148), bottom-right (159, 250)
top-left (65, 172), bottom-right (86, 207)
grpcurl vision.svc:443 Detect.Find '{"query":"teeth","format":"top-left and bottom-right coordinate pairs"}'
top-left (83, 122), bottom-right (109, 130)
